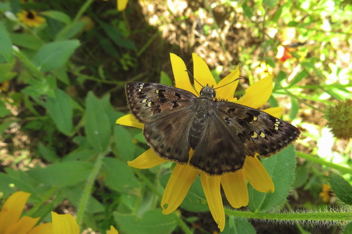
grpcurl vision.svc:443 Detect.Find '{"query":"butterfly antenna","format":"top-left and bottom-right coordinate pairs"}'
top-left (214, 77), bottom-right (244, 90)
top-left (185, 70), bottom-right (204, 88)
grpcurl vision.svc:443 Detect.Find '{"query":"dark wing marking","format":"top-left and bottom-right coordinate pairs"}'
top-left (126, 82), bottom-right (197, 123)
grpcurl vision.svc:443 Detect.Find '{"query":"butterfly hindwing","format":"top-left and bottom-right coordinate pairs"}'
top-left (190, 113), bottom-right (246, 175)
top-left (215, 102), bottom-right (300, 157)
top-left (143, 109), bottom-right (195, 163)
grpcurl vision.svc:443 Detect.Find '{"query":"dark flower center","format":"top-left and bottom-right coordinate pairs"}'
top-left (27, 11), bottom-right (35, 19)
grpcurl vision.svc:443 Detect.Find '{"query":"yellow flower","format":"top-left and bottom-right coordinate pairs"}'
top-left (51, 212), bottom-right (118, 234)
top-left (0, 191), bottom-right (52, 234)
top-left (319, 184), bottom-right (331, 203)
top-left (17, 10), bottom-right (46, 27)
top-left (0, 191), bottom-right (118, 234)
top-left (103, 0), bottom-right (128, 11)
top-left (117, 0), bottom-right (128, 11)
top-left (117, 53), bottom-right (280, 231)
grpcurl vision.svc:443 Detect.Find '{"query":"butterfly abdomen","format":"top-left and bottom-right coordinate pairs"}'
top-left (189, 99), bottom-right (214, 149)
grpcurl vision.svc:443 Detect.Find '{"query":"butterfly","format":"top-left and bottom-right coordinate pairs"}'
top-left (126, 82), bottom-right (300, 175)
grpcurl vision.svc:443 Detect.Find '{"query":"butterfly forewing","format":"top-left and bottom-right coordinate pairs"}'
top-left (126, 82), bottom-right (197, 123)
top-left (125, 82), bottom-right (300, 175)
top-left (126, 82), bottom-right (197, 163)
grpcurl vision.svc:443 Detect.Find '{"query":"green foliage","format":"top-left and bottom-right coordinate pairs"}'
top-left (0, 0), bottom-right (351, 233)
top-left (330, 173), bottom-right (352, 205)
top-left (223, 216), bottom-right (256, 234)
top-left (114, 209), bottom-right (178, 234)
top-left (248, 145), bottom-right (296, 212)
top-left (0, 21), bottom-right (13, 63)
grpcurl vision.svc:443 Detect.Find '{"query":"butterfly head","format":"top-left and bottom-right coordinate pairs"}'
top-left (199, 85), bottom-right (216, 100)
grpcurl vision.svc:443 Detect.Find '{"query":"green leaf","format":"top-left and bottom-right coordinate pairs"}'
top-left (288, 69), bottom-right (308, 88)
top-left (248, 145), bottom-right (296, 212)
top-left (99, 21), bottom-right (137, 51)
top-left (265, 56), bottom-right (276, 68)
top-left (292, 165), bottom-right (309, 189)
top-left (223, 216), bottom-right (256, 234)
top-left (32, 40), bottom-right (80, 72)
top-left (343, 222), bottom-right (352, 234)
top-left (330, 173), bottom-right (352, 205)
top-left (134, 132), bottom-right (146, 144)
top-left (42, 11), bottom-right (72, 24)
top-left (242, 3), bottom-right (253, 19)
top-left (27, 161), bottom-right (93, 187)
top-left (62, 187), bottom-right (104, 213)
top-left (102, 158), bottom-right (141, 194)
top-left (0, 99), bottom-right (10, 117)
top-left (160, 71), bottom-right (173, 86)
top-left (99, 94), bottom-right (122, 125)
top-left (114, 209), bottom-right (178, 234)
top-left (268, 96), bottom-right (279, 108)
top-left (276, 70), bottom-right (287, 84)
top-left (51, 68), bottom-right (70, 85)
top-left (289, 97), bottom-right (299, 120)
top-left (273, 6), bottom-right (283, 22)
top-left (0, 2), bottom-right (10, 11)
top-left (263, 0), bottom-right (278, 8)
top-left (3, 168), bottom-right (45, 196)
top-left (97, 34), bottom-right (120, 58)
top-left (55, 21), bottom-right (86, 41)
top-left (0, 121), bottom-right (14, 135)
top-left (10, 33), bottom-right (43, 50)
top-left (0, 22), bottom-right (13, 63)
top-left (64, 148), bottom-right (96, 161)
top-left (114, 125), bottom-right (136, 161)
top-left (0, 173), bottom-right (18, 195)
top-left (44, 88), bottom-right (73, 135)
top-left (38, 142), bottom-right (59, 163)
top-left (85, 92), bottom-right (112, 152)
top-left (0, 62), bottom-right (17, 82)
top-left (160, 172), bottom-right (209, 212)
top-left (287, 21), bottom-right (299, 27)
top-left (21, 78), bottom-right (55, 98)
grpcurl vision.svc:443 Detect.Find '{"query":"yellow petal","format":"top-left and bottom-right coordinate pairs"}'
top-left (243, 156), bottom-right (275, 193)
top-left (237, 76), bottom-right (273, 108)
top-left (161, 164), bottom-right (198, 214)
top-left (116, 114), bottom-right (144, 129)
top-left (215, 66), bottom-right (240, 100)
top-left (192, 53), bottom-right (216, 94)
top-left (28, 223), bottom-right (53, 234)
top-left (170, 53), bottom-right (197, 95)
top-left (221, 170), bottom-right (249, 208)
top-left (128, 148), bottom-right (168, 169)
top-left (200, 173), bottom-right (225, 231)
top-left (5, 216), bottom-right (39, 234)
top-left (52, 212), bottom-right (80, 234)
top-left (117, 0), bottom-right (128, 11)
top-left (263, 107), bottom-right (283, 119)
top-left (0, 191), bottom-right (31, 233)
top-left (108, 225), bottom-right (119, 234)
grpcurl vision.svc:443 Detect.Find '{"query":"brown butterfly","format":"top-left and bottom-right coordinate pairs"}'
top-left (126, 82), bottom-right (300, 175)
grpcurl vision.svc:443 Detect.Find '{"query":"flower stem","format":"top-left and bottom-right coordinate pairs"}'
top-left (72, 0), bottom-right (95, 23)
top-left (76, 152), bottom-right (105, 227)
top-left (176, 215), bottom-right (193, 234)
top-left (13, 47), bottom-right (46, 80)
top-left (296, 152), bottom-right (352, 174)
top-left (225, 209), bottom-right (352, 224)
top-left (132, 168), bottom-right (163, 197)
